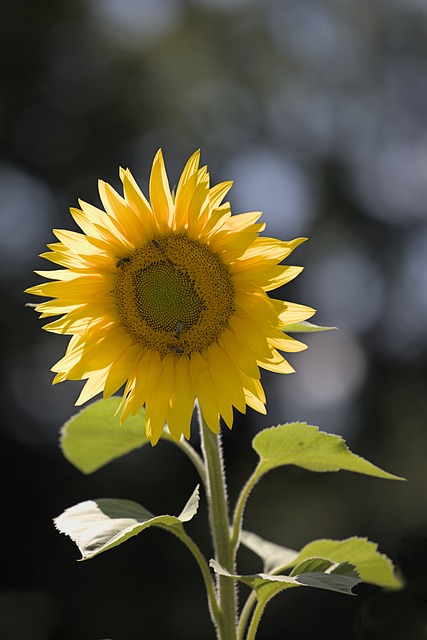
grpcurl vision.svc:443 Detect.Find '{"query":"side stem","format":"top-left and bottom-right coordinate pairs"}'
top-left (245, 600), bottom-right (267, 640)
top-left (158, 523), bottom-right (220, 627)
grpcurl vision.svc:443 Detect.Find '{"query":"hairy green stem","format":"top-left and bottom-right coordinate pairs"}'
top-left (198, 408), bottom-right (237, 640)
top-left (245, 599), bottom-right (267, 640)
top-left (230, 470), bottom-right (260, 553)
top-left (237, 591), bottom-right (258, 640)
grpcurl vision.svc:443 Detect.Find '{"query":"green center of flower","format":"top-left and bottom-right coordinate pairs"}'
top-left (134, 260), bottom-right (205, 332)
top-left (114, 234), bottom-right (234, 358)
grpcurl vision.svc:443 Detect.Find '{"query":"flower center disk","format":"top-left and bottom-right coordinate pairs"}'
top-left (134, 260), bottom-right (204, 331)
top-left (114, 234), bottom-right (235, 357)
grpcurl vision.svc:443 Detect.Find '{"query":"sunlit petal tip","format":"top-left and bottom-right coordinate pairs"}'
top-left (279, 302), bottom-right (316, 325)
top-left (118, 166), bottom-right (128, 181)
top-left (175, 150), bottom-right (202, 196)
top-left (52, 371), bottom-right (67, 384)
top-left (245, 391), bottom-right (267, 414)
top-left (118, 401), bottom-right (134, 426)
top-left (97, 179), bottom-right (107, 196)
top-left (145, 419), bottom-right (164, 446)
top-left (188, 148), bottom-right (201, 170)
top-left (288, 236), bottom-right (308, 247)
top-left (119, 167), bottom-right (129, 184)
top-left (151, 149), bottom-right (168, 178)
top-left (149, 149), bottom-right (174, 227)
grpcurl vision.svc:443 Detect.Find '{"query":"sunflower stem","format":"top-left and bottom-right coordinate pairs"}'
top-left (230, 470), bottom-right (260, 554)
top-left (198, 407), bottom-right (237, 640)
top-left (237, 591), bottom-right (257, 640)
top-left (245, 599), bottom-right (267, 640)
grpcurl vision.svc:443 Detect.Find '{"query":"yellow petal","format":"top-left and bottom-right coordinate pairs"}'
top-left (187, 181), bottom-right (210, 238)
top-left (175, 150), bottom-right (201, 201)
top-left (207, 342), bottom-right (246, 414)
top-left (228, 315), bottom-right (273, 362)
top-left (258, 351), bottom-right (295, 374)
top-left (52, 229), bottom-right (105, 256)
top-left (232, 264), bottom-right (304, 291)
top-left (218, 328), bottom-right (260, 379)
top-left (103, 342), bottom-right (141, 398)
top-left (125, 349), bottom-right (162, 426)
top-left (51, 335), bottom-right (84, 376)
top-left (34, 269), bottom-right (79, 281)
top-left (190, 352), bottom-right (220, 434)
top-left (223, 211), bottom-right (263, 232)
top-left (208, 181), bottom-right (234, 210)
top-left (240, 236), bottom-right (307, 262)
top-left (174, 171), bottom-right (199, 229)
top-left (75, 367), bottom-right (110, 405)
top-left (102, 181), bottom-right (151, 247)
top-left (167, 356), bottom-right (195, 441)
top-left (242, 375), bottom-right (266, 412)
top-left (145, 354), bottom-right (176, 445)
top-left (149, 149), bottom-right (174, 231)
top-left (278, 301), bottom-right (316, 325)
top-left (69, 207), bottom-right (102, 238)
top-left (267, 331), bottom-right (308, 353)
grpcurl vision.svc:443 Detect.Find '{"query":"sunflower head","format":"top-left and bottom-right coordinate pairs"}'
top-left (26, 150), bottom-right (314, 444)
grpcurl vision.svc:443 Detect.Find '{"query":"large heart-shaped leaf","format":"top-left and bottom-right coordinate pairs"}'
top-left (60, 397), bottom-right (149, 474)
top-left (253, 422), bottom-right (403, 480)
top-left (240, 530), bottom-right (402, 589)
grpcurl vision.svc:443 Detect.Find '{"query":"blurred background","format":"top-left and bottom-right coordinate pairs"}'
top-left (1, 0), bottom-right (427, 638)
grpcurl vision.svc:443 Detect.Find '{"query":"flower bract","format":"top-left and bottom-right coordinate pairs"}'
top-left (27, 150), bottom-right (315, 444)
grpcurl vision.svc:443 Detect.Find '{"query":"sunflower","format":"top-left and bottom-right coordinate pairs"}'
top-left (26, 150), bottom-right (314, 444)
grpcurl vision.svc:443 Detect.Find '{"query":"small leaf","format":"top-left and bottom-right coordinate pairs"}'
top-left (210, 558), bottom-right (360, 602)
top-left (54, 485), bottom-right (200, 560)
top-left (240, 530), bottom-right (298, 573)
top-left (291, 559), bottom-right (360, 595)
top-left (253, 422), bottom-right (404, 480)
top-left (283, 321), bottom-right (337, 333)
top-left (289, 557), bottom-right (333, 576)
top-left (240, 531), bottom-right (402, 589)
top-left (60, 397), bottom-right (149, 473)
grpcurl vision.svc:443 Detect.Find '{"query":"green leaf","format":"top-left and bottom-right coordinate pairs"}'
top-left (210, 558), bottom-right (360, 602)
top-left (240, 530), bottom-right (298, 573)
top-left (283, 321), bottom-right (337, 333)
top-left (60, 397), bottom-right (149, 474)
top-left (253, 422), bottom-right (404, 480)
top-left (285, 537), bottom-right (402, 589)
top-left (241, 531), bottom-right (402, 589)
top-left (54, 486), bottom-right (200, 560)
top-left (291, 559), bottom-right (360, 594)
